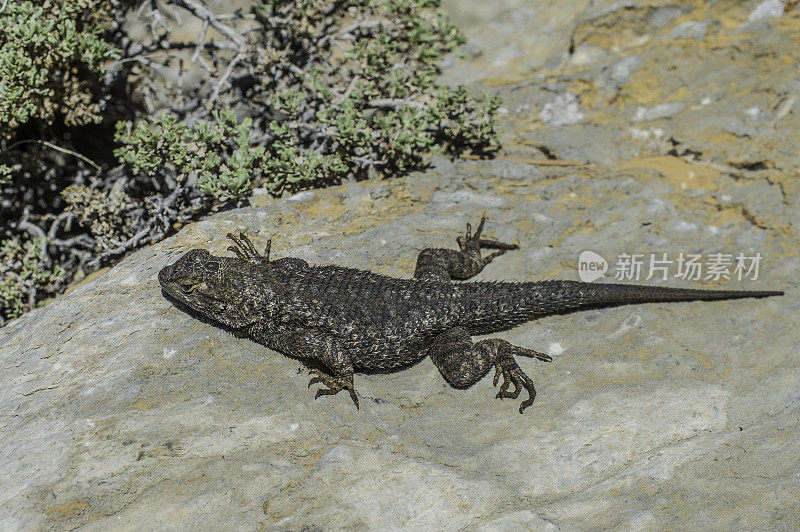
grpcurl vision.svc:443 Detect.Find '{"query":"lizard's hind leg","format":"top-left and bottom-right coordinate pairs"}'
top-left (414, 217), bottom-right (518, 281)
top-left (429, 326), bottom-right (552, 413)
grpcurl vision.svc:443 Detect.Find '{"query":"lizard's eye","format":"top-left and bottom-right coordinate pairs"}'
top-left (179, 280), bottom-right (195, 293)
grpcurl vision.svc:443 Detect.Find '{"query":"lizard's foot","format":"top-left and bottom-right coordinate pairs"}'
top-left (308, 369), bottom-right (359, 409)
top-left (491, 344), bottom-right (552, 414)
top-left (456, 217), bottom-right (518, 267)
top-left (414, 216), bottom-right (518, 281)
top-left (430, 328), bottom-right (551, 414)
top-left (226, 231), bottom-right (271, 262)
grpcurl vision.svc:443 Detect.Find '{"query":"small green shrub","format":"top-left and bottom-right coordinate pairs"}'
top-left (113, 0), bottom-right (502, 199)
top-left (244, 0), bottom-right (502, 186)
top-left (0, 164), bottom-right (11, 185)
top-left (0, 238), bottom-right (65, 324)
top-left (0, 0), bottom-right (127, 324)
top-left (0, 0), bottom-right (120, 137)
top-left (61, 183), bottom-right (138, 250)
top-left (113, 111), bottom-right (266, 200)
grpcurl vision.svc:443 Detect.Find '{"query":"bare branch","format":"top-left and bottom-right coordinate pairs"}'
top-left (192, 19), bottom-right (210, 63)
top-left (1, 139), bottom-right (102, 174)
top-left (206, 52), bottom-right (245, 107)
top-left (169, 0), bottom-right (246, 50)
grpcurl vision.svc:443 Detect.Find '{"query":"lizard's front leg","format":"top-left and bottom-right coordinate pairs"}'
top-left (257, 328), bottom-right (360, 408)
top-left (414, 217), bottom-right (518, 281)
top-left (226, 231), bottom-right (271, 263)
top-left (429, 326), bottom-right (552, 413)
top-left (227, 231), bottom-right (309, 270)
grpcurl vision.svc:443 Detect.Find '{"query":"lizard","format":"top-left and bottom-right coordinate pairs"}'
top-left (158, 218), bottom-right (783, 413)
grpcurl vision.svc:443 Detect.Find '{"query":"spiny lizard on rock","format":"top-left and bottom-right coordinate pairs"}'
top-left (159, 218), bottom-right (782, 413)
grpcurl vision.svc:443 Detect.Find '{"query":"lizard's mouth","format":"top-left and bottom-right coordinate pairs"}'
top-left (158, 264), bottom-right (189, 305)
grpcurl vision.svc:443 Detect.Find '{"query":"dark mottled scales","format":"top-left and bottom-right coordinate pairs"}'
top-left (159, 218), bottom-right (782, 413)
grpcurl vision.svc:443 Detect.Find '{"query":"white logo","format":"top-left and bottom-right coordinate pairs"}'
top-left (578, 250), bottom-right (608, 282)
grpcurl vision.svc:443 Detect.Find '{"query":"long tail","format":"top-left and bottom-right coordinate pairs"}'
top-left (535, 280), bottom-right (783, 309)
top-left (468, 280), bottom-right (783, 333)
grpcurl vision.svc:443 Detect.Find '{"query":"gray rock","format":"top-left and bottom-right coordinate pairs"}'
top-left (440, 0), bottom-right (590, 82)
top-left (431, 189), bottom-right (506, 207)
top-left (647, 6), bottom-right (684, 29)
top-left (1, 158), bottom-right (796, 529)
top-left (668, 20), bottom-right (708, 40)
top-left (540, 93), bottom-right (584, 126)
top-left (610, 55), bottom-right (643, 85)
top-left (748, 0), bottom-right (784, 21)
top-left (569, 44), bottom-right (609, 67)
top-left (633, 101), bottom-right (686, 122)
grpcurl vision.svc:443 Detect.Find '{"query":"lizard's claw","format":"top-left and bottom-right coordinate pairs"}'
top-left (307, 369), bottom-right (360, 409)
top-left (493, 355), bottom-right (536, 414)
top-left (492, 363), bottom-right (521, 399)
top-left (457, 217), bottom-right (519, 265)
top-left (491, 344), bottom-right (551, 413)
top-left (307, 369), bottom-right (324, 388)
top-left (226, 231), bottom-right (271, 262)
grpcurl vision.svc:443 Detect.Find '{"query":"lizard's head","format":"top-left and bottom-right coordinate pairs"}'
top-left (159, 249), bottom-right (260, 329)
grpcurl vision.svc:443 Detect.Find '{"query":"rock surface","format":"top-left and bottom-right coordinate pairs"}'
top-left (2, 0), bottom-right (800, 529)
